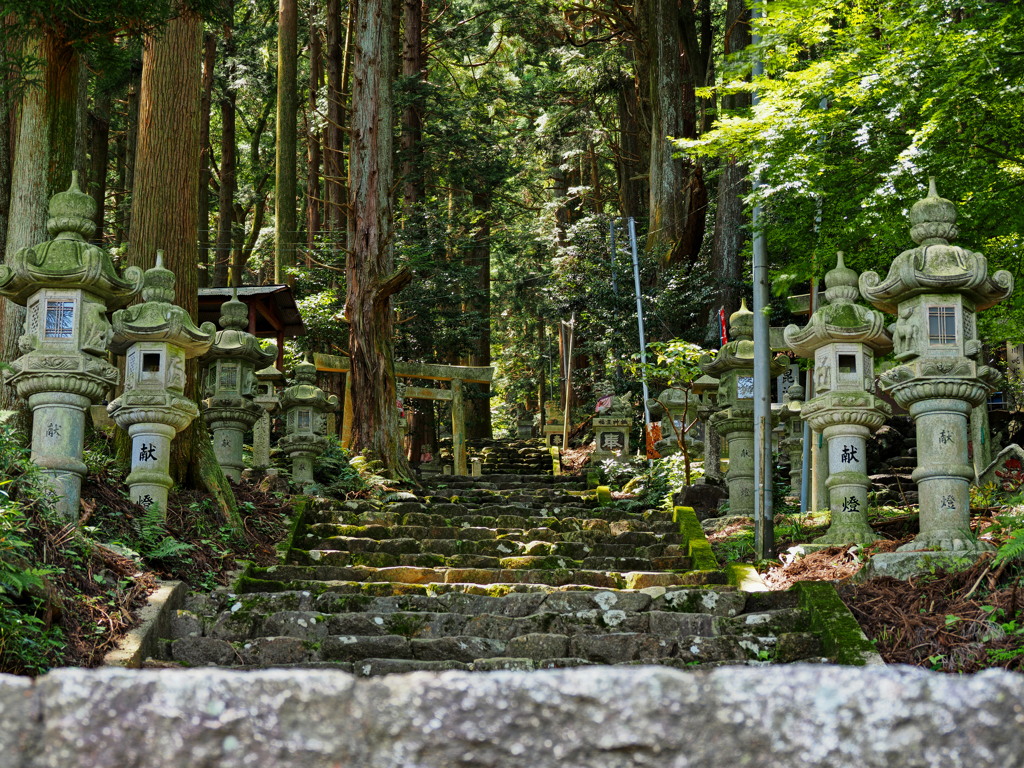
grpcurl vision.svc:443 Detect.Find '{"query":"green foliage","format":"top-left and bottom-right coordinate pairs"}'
top-left (309, 439), bottom-right (372, 499)
top-left (0, 424), bottom-right (67, 674)
top-left (681, 0), bottom-right (1024, 330)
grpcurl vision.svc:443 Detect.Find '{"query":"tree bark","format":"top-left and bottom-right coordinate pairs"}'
top-left (705, 0), bottom-right (751, 343)
top-left (214, 12), bottom-right (236, 288)
top-left (347, 0), bottom-right (412, 478)
top-left (128, 9), bottom-right (237, 523)
top-left (400, 0), bottom-right (425, 208)
top-left (198, 31), bottom-right (216, 285)
top-left (647, 0), bottom-right (706, 268)
top-left (274, 0), bottom-right (298, 285)
top-left (0, 31), bottom-right (80, 415)
top-left (306, 9), bottom-right (322, 260)
top-left (464, 189), bottom-right (492, 440)
top-left (87, 89), bottom-right (111, 243)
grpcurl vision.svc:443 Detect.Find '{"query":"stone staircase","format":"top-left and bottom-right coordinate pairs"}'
top-left (438, 437), bottom-right (553, 475)
top-left (870, 435), bottom-right (919, 506)
top-left (159, 447), bottom-right (867, 674)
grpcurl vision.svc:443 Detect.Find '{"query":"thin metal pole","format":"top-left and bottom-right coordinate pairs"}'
top-left (562, 312), bottom-right (575, 450)
top-left (609, 221), bottom-right (619, 297)
top-left (627, 218), bottom-right (652, 435)
top-left (751, 2), bottom-right (774, 559)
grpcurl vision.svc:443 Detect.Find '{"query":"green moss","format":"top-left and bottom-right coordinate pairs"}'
top-left (675, 506), bottom-right (721, 571)
top-left (792, 580), bottom-right (881, 666)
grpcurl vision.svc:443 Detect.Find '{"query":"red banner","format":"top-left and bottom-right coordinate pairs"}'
top-left (719, 307), bottom-right (728, 345)
top-left (646, 423), bottom-right (662, 459)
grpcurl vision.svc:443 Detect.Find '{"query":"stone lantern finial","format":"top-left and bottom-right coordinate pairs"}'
top-left (219, 286), bottom-right (249, 330)
top-left (823, 252), bottom-right (859, 304)
top-left (47, 171), bottom-right (96, 241)
top-left (729, 298), bottom-right (754, 341)
top-left (909, 178), bottom-right (958, 245)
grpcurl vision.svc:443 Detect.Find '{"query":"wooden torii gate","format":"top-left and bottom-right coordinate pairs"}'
top-left (314, 354), bottom-right (494, 476)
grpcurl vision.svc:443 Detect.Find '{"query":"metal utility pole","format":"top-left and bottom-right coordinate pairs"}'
top-left (751, 3), bottom-right (774, 559)
top-left (627, 218), bottom-right (652, 435)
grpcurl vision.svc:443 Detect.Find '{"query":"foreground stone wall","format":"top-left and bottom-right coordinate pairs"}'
top-left (4, 665), bottom-right (1023, 767)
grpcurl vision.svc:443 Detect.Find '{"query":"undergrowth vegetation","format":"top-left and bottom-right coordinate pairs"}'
top-left (0, 422), bottom-right (293, 676)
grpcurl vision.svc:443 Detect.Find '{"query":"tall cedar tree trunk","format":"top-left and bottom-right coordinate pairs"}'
top-left (324, 0), bottom-right (345, 235)
top-left (647, 0), bottom-right (705, 268)
top-left (197, 31), bottom-right (216, 285)
top-left (88, 90), bottom-right (111, 243)
top-left (705, 0), bottom-right (751, 343)
top-left (215, 12), bottom-right (236, 288)
top-left (306, 10), bottom-right (322, 260)
top-left (615, 77), bottom-right (645, 222)
top-left (128, 10), bottom-right (240, 527)
top-left (0, 15), bottom-right (15, 264)
top-left (0, 31), bottom-right (79, 416)
top-left (464, 189), bottom-right (492, 439)
top-left (347, 0), bottom-right (413, 478)
top-left (275, 0), bottom-right (298, 285)
top-left (401, 0), bottom-right (431, 459)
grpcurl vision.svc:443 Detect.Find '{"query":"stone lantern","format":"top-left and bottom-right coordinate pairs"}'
top-left (779, 383), bottom-right (805, 496)
top-left (199, 290), bottom-right (277, 482)
top-left (107, 252), bottom-right (216, 516)
top-left (0, 174), bottom-right (143, 518)
top-left (692, 374), bottom-right (722, 483)
top-left (785, 253), bottom-right (892, 546)
top-left (252, 365), bottom-right (285, 471)
top-left (279, 355), bottom-right (339, 489)
top-left (861, 179), bottom-right (1011, 553)
top-left (646, 387), bottom-right (694, 457)
top-left (700, 300), bottom-right (787, 517)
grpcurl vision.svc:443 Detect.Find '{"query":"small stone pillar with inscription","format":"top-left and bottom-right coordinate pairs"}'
top-left (542, 400), bottom-right (564, 447)
top-left (253, 365), bottom-right (284, 471)
top-left (199, 290), bottom-right (278, 482)
top-left (862, 179), bottom-right (1011, 554)
top-left (592, 381), bottom-right (632, 462)
top-left (107, 252), bottom-right (216, 517)
top-left (701, 300), bottom-right (787, 516)
top-left (0, 174), bottom-right (143, 518)
top-left (785, 253), bottom-right (892, 547)
top-left (279, 355), bottom-right (339, 490)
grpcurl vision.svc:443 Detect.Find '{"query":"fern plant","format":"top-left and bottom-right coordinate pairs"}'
top-left (132, 502), bottom-right (192, 561)
top-left (994, 527), bottom-right (1024, 565)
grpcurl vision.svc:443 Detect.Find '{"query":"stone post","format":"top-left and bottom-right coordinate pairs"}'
top-left (592, 381), bottom-right (632, 462)
top-left (107, 252), bottom-right (215, 516)
top-left (279, 356), bottom-right (338, 490)
top-left (253, 365), bottom-right (285, 471)
top-left (542, 400), bottom-right (563, 448)
top-left (701, 301), bottom-right (787, 516)
top-left (199, 290), bottom-right (278, 482)
top-left (861, 179), bottom-right (1012, 553)
top-left (0, 174), bottom-right (143, 518)
top-left (785, 253), bottom-right (892, 547)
